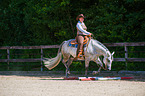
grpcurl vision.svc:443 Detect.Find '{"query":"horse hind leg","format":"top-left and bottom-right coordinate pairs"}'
top-left (62, 55), bottom-right (74, 77)
top-left (65, 56), bottom-right (74, 77)
top-left (62, 56), bottom-right (70, 77)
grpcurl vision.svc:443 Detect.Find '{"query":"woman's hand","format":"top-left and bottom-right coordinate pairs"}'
top-left (88, 33), bottom-right (92, 37)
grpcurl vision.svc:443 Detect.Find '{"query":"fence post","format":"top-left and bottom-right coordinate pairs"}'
top-left (7, 47), bottom-right (10, 70)
top-left (124, 43), bottom-right (128, 70)
top-left (41, 48), bottom-right (43, 71)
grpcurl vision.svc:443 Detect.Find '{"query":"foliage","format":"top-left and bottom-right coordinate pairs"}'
top-left (0, 0), bottom-right (145, 71)
top-left (1, 0), bottom-right (145, 46)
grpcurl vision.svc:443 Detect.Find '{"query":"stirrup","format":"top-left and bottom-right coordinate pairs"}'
top-left (77, 50), bottom-right (85, 58)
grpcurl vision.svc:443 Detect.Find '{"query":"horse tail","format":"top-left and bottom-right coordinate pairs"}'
top-left (43, 41), bottom-right (66, 70)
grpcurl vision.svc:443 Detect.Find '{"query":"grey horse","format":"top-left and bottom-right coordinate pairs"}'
top-left (43, 39), bottom-right (114, 77)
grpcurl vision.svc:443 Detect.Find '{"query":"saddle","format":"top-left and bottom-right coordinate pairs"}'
top-left (70, 35), bottom-right (90, 45)
top-left (68, 35), bottom-right (91, 59)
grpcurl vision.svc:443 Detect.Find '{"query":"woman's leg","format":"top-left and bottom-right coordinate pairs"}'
top-left (76, 35), bottom-right (84, 57)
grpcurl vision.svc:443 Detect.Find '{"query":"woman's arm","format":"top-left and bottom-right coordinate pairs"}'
top-left (77, 23), bottom-right (90, 35)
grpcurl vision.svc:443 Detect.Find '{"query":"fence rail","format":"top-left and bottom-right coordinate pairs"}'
top-left (0, 42), bottom-right (145, 71)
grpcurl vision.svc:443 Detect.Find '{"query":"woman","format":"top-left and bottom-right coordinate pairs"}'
top-left (75, 14), bottom-right (92, 58)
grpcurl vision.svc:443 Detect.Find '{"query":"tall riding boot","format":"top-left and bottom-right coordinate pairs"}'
top-left (74, 35), bottom-right (84, 60)
top-left (78, 43), bottom-right (83, 57)
top-left (75, 43), bottom-right (83, 59)
top-left (74, 45), bottom-right (79, 60)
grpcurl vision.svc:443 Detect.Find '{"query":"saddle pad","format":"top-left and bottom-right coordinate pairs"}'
top-left (68, 39), bottom-right (87, 48)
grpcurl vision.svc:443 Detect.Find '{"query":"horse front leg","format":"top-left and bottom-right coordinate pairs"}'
top-left (93, 58), bottom-right (103, 75)
top-left (92, 67), bottom-right (101, 75)
top-left (85, 58), bottom-right (90, 77)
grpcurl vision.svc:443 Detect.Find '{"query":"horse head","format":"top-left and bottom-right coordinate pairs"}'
top-left (90, 39), bottom-right (115, 71)
top-left (103, 51), bottom-right (115, 70)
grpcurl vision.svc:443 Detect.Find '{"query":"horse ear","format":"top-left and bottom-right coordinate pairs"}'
top-left (112, 51), bottom-right (115, 55)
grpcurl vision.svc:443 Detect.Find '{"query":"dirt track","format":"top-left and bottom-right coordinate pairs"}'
top-left (0, 72), bottom-right (145, 96)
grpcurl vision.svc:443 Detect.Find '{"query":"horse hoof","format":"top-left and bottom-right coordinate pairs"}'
top-left (67, 71), bottom-right (70, 74)
top-left (92, 71), bottom-right (99, 75)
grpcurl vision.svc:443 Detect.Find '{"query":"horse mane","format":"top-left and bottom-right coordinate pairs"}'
top-left (91, 39), bottom-right (109, 52)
